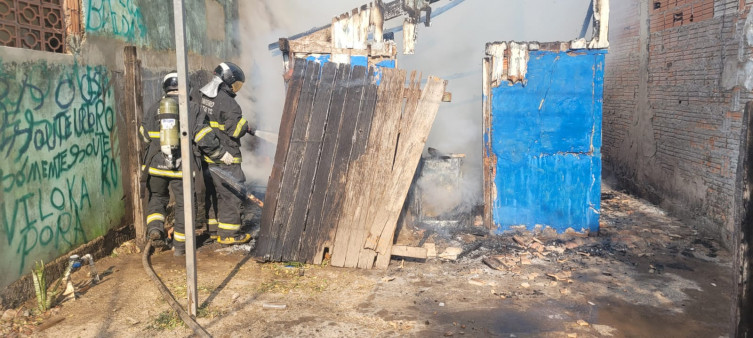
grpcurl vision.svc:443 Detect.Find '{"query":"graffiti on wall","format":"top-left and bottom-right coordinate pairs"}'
top-left (0, 61), bottom-right (124, 289)
top-left (84, 0), bottom-right (147, 43)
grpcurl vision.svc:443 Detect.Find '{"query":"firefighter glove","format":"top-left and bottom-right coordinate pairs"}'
top-left (220, 152), bottom-right (234, 165)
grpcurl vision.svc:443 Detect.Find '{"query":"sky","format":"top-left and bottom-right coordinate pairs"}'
top-left (234, 0), bottom-right (594, 202)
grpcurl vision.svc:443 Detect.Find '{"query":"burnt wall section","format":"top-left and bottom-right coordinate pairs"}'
top-left (603, 0), bottom-right (748, 247)
top-left (735, 102), bottom-right (753, 338)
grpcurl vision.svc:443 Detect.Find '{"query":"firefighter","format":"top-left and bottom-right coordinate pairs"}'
top-left (199, 62), bottom-right (255, 245)
top-left (140, 72), bottom-right (225, 255)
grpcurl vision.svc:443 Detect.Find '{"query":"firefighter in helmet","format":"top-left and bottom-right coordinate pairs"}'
top-left (140, 72), bottom-right (224, 255)
top-left (199, 62), bottom-right (255, 245)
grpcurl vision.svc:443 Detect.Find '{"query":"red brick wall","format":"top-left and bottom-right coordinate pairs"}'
top-left (650, 0), bottom-right (715, 32)
top-left (604, 0), bottom-right (748, 246)
top-left (603, 0), bottom-right (641, 162)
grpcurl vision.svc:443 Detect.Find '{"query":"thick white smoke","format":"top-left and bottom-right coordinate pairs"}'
top-left (236, 0), bottom-right (593, 205)
top-left (235, 1), bottom-right (363, 187)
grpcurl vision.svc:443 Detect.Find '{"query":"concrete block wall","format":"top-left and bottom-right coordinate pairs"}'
top-left (0, 0), bottom-right (240, 306)
top-left (603, 0), bottom-right (751, 247)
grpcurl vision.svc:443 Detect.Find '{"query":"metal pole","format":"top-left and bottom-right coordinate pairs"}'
top-left (172, 0), bottom-right (198, 317)
top-left (579, 0), bottom-right (594, 39)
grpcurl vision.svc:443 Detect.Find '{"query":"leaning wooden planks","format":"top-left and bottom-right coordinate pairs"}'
top-left (258, 60), bottom-right (306, 257)
top-left (257, 58), bottom-right (447, 269)
top-left (335, 72), bottom-right (447, 269)
top-left (258, 60), bottom-right (375, 263)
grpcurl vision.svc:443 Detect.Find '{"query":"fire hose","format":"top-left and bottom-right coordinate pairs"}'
top-left (142, 241), bottom-right (211, 337)
top-left (140, 166), bottom-right (264, 337)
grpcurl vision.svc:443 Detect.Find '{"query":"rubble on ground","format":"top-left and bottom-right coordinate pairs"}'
top-left (0, 186), bottom-right (730, 337)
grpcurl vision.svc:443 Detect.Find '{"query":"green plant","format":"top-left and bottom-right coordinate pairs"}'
top-left (197, 305), bottom-right (226, 319)
top-left (31, 260), bottom-right (63, 312)
top-left (147, 310), bottom-right (184, 331)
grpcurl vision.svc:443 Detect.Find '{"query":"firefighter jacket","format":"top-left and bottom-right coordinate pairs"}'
top-left (199, 86), bottom-right (251, 165)
top-left (139, 92), bottom-right (225, 178)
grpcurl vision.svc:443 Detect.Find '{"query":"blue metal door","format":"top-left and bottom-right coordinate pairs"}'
top-left (484, 45), bottom-right (606, 233)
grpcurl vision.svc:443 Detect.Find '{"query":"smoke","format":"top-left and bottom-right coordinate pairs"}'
top-left (397, 0), bottom-right (592, 212)
top-left (234, 0), bottom-right (365, 186)
top-left (235, 0), bottom-right (593, 207)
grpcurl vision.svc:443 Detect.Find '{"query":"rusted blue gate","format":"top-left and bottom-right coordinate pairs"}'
top-left (482, 42), bottom-right (606, 233)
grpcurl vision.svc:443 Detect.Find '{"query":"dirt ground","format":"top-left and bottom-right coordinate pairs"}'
top-left (0, 185), bottom-right (735, 337)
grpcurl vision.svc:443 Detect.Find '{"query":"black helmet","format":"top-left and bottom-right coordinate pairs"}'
top-left (214, 62), bottom-right (245, 92)
top-left (162, 72), bottom-right (179, 92)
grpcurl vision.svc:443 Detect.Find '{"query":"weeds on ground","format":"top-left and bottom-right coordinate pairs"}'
top-left (147, 310), bottom-right (183, 331)
top-left (168, 283), bottom-right (216, 299)
top-left (146, 306), bottom-right (225, 331)
top-left (197, 305), bottom-right (226, 319)
top-left (256, 263), bottom-right (329, 294)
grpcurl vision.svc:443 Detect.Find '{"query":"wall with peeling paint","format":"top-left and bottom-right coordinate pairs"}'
top-left (83, 0), bottom-right (238, 59)
top-left (489, 49), bottom-right (605, 233)
top-left (0, 59), bottom-right (124, 291)
top-left (1, 0), bottom-right (241, 304)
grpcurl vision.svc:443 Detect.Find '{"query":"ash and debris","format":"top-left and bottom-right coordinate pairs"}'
top-left (402, 185), bottom-right (722, 268)
top-left (1, 186), bottom-right (731, 337)
top-left (393, 184), bottom-right (727, 316)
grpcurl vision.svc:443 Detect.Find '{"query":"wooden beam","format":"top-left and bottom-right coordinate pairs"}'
top-left (482, 57), bottom-right (494, 231)
top-left (123, 46), bottom-right (146, 247)
top-left (286, 39), bottom-right (396, 58)
top-left (391, 246), bottom-right (427, 259)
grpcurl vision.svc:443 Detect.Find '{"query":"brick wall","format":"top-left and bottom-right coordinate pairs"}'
top-left (650, 0), bottom-right (715, 32)
top-left (604, 0), bottom-right (750, 247)
top-left (603, 0), bottom-right (640, 167)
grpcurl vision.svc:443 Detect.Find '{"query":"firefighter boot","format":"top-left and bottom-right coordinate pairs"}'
top-left (173, 242), bottom-right (186, 257)
top-left (148, 229), bottom-right (166, 247)
top-left (217, 233), bottom-right (251, 245)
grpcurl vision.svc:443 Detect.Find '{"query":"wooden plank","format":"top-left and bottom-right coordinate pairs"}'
top-left (311, 66), bottom-right (368, 265)
top-left (301, 63), bottom-right (351, 263)
top-left (341, 69), bottom-right (379, 268)
top-left (351, 69), bottom-right (408, 269)
top-left (330, 68), bottom-right (378, 268)
top-left (281, 62), bottom-right (338, 262)
top-left (286, 39), bottom-right (396, 58)
top-left (371, 76), bottom-right (447, 269)
top-left (328, 66), bottom-right (374, 267)
top-left (391, 245), bottom-right (427, 259)
top-left (270, 61), bottom-right (321, 261)
top-left (362, 72), bottom-right (420, 253)
top-left (482, 57), bottom-right (494, 231)
top-left (257, 61), bottom-right (307, 259)
top-left (339, 69), bottom-right (385, 268)
top-left (122, 46), bottom-right (146, 246)
top-left (356, 69), bottom-right (413, 269)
